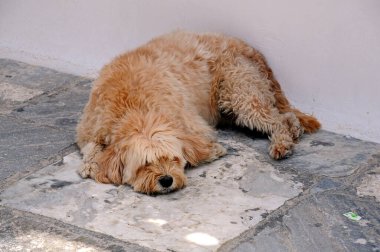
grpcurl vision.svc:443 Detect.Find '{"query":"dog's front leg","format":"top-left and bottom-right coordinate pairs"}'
top-left (78, 142), bottom-right (103, 179)
top-left (181, 133), bottom-right (227, 166)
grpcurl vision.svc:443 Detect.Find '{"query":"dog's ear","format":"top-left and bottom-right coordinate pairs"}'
top-left (95, 145), bottom-right (124, 185)
top-left (180, 134), bottom-right (212, 166)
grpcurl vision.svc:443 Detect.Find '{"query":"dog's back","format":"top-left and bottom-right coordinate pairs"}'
top-left (77, 31), bottom-right (227, 148)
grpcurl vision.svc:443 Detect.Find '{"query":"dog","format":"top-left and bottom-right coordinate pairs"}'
top-left (76, 31), bottom-right (320, 194)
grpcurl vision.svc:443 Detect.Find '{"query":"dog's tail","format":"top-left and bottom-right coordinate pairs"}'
top-left (271, 79), bottom-right (321, 133)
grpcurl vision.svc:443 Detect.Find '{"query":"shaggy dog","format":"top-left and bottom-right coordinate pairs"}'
top-left (76, 31), bottom-right (320, 194)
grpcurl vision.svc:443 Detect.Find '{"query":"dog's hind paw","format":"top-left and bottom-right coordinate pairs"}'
top-left (283, 112), bottom-right (304, 141)
top-left (269, 134), bottom-right (294, 160)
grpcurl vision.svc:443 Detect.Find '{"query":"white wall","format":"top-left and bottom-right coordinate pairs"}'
top-left (1, 0), bottom-right (380, 143)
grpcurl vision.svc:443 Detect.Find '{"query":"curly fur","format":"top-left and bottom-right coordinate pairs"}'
top-left (76, 31), bottom-right (320, 194)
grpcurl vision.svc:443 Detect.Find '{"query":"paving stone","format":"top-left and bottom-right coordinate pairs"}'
top-left (223, 228), bottom-right (290, 252)
top-left (220, 128), bottom-right (380, 178)
top-left (0, 59), bottom-right (92, 184)
top-left (0, 206), bottom-right (152, 252)
top-left (356, 165), bottom-right (380, 201)
top-left (0, 82), bottom-right (43, 102)
top-left (0, 115), bottom-right (73, 183)
top-left (11, 80), bottom-right (92, 131)
top-left (220, 190), bottom-right (380, 252)
top-left (0, 81), bottom-right (43, 114)
top-left (0, 58), bottom-right (86, 92)
top-left (310, 177), bottom-right (343, 193)
top-left (0, 132), bottom-right (304, 252)
top-left (0, 58), bottom-right (88, 114)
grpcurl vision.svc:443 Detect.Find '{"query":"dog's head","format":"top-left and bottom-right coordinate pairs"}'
top-left (125, 130), bottom-right (189, 194)
top-left (94, 112), bottom-right (200, 194)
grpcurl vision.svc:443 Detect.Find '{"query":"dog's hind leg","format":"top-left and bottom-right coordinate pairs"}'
top-left (217, 57), bottom-right (298, 159)
top-left (78, 142), bottom-right (102, 179)
top-left (235, 41), bottom-right (320, 135)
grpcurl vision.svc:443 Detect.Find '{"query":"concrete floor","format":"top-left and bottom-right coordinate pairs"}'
top-left (0, 58), bottom-right (379, 252)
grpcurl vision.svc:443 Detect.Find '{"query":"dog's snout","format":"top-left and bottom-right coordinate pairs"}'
top-left (159, 175), bottom-right (173, 188)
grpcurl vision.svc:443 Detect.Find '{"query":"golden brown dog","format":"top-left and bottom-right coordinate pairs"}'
top-left (76, 31), bottom-right (320, 194)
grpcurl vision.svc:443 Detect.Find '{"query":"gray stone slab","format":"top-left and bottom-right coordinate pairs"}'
top-left (220, 190), bottom-right (380, 252)
top-left (0, 58), bottom-right (86, 91)
top-left (0, 206), bottom-right (152, 252)
top-left (0, 135), bottom-right (304, 252)
top-left (0, 59), bottom-right (93, 184)
top-left (11, 80), bottom-right (92, 131)
top-left (357, 165), bottom-right (380, 202)
top-left (310, 177), bottom-right (344, 193)
top-left (0, 58), bottom-right (89, 114)
top-left (0, 115), bottom-right (74, 183)
top-left (220, 128), bottom-right (380, 178)
top-left (0, 82), bottom-right (44, 113)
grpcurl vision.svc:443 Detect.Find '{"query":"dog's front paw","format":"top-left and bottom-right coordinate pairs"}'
top-left (215, 143), bottom-right (228, 157)
top-left (269, 134), bottom-right (294, 160)
top-left (206, 142), bottom-right (227, 162)
top-left (78, 162), bottom-right (99, 179)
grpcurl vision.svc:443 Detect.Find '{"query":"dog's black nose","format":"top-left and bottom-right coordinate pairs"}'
top-left (159, 175), bottom-right (173, 188)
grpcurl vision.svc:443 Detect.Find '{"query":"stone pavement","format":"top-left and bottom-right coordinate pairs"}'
top-left (0, 58), bottom-right (379, 252)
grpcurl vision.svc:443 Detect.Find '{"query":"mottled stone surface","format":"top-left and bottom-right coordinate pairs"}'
top-left (0, 206), bottom-right (151, 252)
top-left (0, 59), bottom-right (92, 186)
top-left (0, 58), bottom-right (87, 114)
top-left (0, 115), bottom-right (74, 183)
top-left (0, 58), bottom-right (85, 93)
top-left (220, 128), bottom-right (380, 178)
top-left (11, 80), bottom-right (92, 132)
top-left (0, 82), bottom-right (43, 102)
top-left (222, 190), bottom-right (380, 252)
top-left (357, 165), bottom-right (380, 201)
top-left (0, 136), bottom-right (303, 251)
top-left (219, 152), bottom-right (380, 252)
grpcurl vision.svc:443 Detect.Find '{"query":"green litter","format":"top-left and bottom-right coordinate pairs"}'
top-left (343, 212), bottom-right (362, 221)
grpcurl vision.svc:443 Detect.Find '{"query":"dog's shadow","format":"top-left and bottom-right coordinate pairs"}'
top-left (216, 113), bottom-right (268, 139)
top-left (217, 123), bottom-right (267, 139)
top-left (213, 121), bottom-right (270, 160)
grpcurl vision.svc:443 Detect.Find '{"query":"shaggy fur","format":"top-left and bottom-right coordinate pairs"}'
top-left (76, 31), bottom-right (320, 194)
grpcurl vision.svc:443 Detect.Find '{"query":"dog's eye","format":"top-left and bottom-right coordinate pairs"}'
top-left (173, 157), bottom-right (180, 163)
